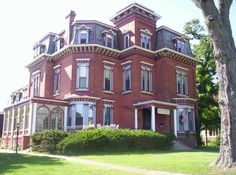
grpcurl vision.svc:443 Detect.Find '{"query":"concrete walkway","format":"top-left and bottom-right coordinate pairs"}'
top-left (0, 149), bottom-right (189, 175)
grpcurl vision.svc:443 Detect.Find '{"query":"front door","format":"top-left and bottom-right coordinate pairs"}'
top-left (143, 108), bottom-right (151, 130)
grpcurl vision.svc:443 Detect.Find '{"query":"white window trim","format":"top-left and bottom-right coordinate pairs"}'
top-left (103, 65), bottom-right (113, 91)
top-left (124, 33), bottom-right (130, 49)
top-left (176, 69), bottom-right (188, 95)
top-left (141, 64), bottom-right (152, 92)
top-left (78, 30), bottom-right (89, 44)
top-left (140, 32), bottom-right (151, 49)
top-left (177, 106), bottom-right (195, 132)
top-left (103, 104), bottom-right (113, 125)
top-left (105, 34), bottom-right (114, 48)
top-left (53, 67), bottom-right (61, 94)
top-left (122, 64), bottom-right (132, 92)
top-left (76, 62), bottom-right (89, 90)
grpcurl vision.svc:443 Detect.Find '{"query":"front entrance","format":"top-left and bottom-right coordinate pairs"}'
top-left (143, 108), bottom-right (151, 130)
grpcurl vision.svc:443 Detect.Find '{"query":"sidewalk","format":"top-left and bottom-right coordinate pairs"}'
top-left (0, 149), bottom-right (189, 175)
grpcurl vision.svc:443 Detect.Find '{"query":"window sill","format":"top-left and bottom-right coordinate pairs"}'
top-left (177, 94), bottom-right (189, 97)
top-left (53, 93), bottom-right (60, 97)
top-left (75, 88), bottom-right (90, 91)
top-left (122, 90), bottom-right (132, 95)
top-left (103, 90), bottom-right (114, 94)
top-left (140, 91), bottom-right (153, 95)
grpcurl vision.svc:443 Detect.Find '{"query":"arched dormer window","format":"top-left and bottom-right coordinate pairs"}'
top-left (172, 36), bottom-right (187, 53)
top-left (102, 29), bottom-right (116, 48)
top-left (54, 36), bottom-right (64, 52)
top-left (123, 30), bottom-right (130, 49)
top-left (73, 24), bottom-right (90, 44)
top-left (33, 43), bottom-right (46, 58)
top-left (140, 29), bottom-right (152, 50)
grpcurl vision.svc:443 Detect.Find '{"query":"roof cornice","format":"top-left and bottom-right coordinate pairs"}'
top-left (26, 45), bottom-right (198, 69)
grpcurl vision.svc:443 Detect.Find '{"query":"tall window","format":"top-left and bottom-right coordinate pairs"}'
top-left (122, 64), bottom-right (131, 91)
top-left (33, 72), bottom-right (40, 97)
top-left (140, 33), bottom-right (151, 49)
top-left (176, 69), bottom-right (188, 95)
top-left (103, 104), bottom-right (113, 125)
top-left (19, 106), bottom-right (24, 130)
top-left (141, 64), bottom-right (152, 92)
top-left (51, 107), bottom-right (63, 130)
top-left (178, 108), bottom-right (195, 132)
top-left (53, 67), bottom-right (61, 94)
top-left (9, 111), bottom-right (12, 131)
top-left (13, 108), bottom-right (18, 130)
top-left (104, 64), bottom-right (113, 91)
top-left (76, 62), bottom-right (89, 89)
top-left (25, 104), bottom-right (30, 129)
top-left (124, 33), bottom-right (130, 49)
top-left (54, 38), bottom-right (64, 52)
top-left (79, 30), bottom-right (89, 44)
top-left (3, 112), bottom-right (8, 132)
top-left (36, 106), bottom-right (50, 130)
top-left (68, 102), bottom-right (96, 129)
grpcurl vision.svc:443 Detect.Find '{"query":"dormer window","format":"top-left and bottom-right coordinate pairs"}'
top-left (79, 30), bottom-right (89, 44)
top-left (140, 29), bottom-right (152, 50)
top-left (54, 37), bottom-right (64, 52)
top-left (173, 37), bottom-right (187, 53)
top-left (73, 24), bottom-right (90, 44)
top-left (124, 32), bottom-right (130, 49)
top-left (33, 43), bottom-right (45, 57)
top-left (105, 34), bottom-right (114, 48)
top-left (102, 29), bottom-right (116, 48)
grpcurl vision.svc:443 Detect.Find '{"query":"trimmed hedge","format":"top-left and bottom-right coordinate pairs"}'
top-left (58, 129), bottom-right (175, 155)
top-left (31, 130), bottom-right (68, 153)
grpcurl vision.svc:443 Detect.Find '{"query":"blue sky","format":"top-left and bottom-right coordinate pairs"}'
top-left (0, 0), bottom-right (235, 111)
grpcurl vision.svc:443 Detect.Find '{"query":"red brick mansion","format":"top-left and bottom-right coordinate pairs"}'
top-left (2, 3), bottom-right (198, 150)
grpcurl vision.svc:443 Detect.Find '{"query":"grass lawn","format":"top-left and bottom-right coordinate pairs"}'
top-left (0, 153), bottom-right (135, 175)
top-left (79, 149), bottom-right (236, 175)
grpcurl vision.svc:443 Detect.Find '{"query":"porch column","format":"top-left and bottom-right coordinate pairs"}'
top-left (64, 106), bottom-right (68, 132)
top-left (134, 108), bottom-right (138, 129)
top-left (31, 103), bottom-right (37, 134)
top-left (151, 106), bottom-right (155, 131)
top-left (174, 109), bottom-right (177, 137)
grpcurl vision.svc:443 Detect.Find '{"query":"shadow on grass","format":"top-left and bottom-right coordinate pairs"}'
top-left (73, 147), bottom-right (219, 156)
top-left (0, 153), bottom-right (63, 174)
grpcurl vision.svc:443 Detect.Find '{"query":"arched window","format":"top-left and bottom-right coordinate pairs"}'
top-left (51, 107), bottom-right (63, 130)
top-left (36, 106), bottom-right (50, 130)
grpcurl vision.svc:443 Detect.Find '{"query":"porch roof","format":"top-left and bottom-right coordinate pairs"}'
top-left (133, 100), bottom-right (177, 109)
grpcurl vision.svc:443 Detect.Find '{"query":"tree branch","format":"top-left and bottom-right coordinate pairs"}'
top-left (218, 0), bottom-right (233, 35)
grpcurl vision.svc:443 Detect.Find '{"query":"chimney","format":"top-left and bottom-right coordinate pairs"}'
top-left (64, 10), bottom-right (76, 44)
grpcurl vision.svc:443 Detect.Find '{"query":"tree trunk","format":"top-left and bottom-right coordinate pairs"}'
top-left (214, 59), bottom-right (235, 168)
top-left (205, 128), bottom-right (208, 146)
top-left (191, 0), bottom-right (236, 168)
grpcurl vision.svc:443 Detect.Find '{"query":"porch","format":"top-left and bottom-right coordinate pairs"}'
top-left (133, 100), bottom-right (178, 136)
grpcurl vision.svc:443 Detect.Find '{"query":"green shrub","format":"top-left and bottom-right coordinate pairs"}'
top-left (208, 135), bottom-right (220, 148)
top-left (58, 129), bottom-right (175, 155)
top-left (31, 130), bottom-right (68, 153)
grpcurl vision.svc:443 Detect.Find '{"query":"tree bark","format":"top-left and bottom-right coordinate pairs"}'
top-left (191, 0), bottom-right (236, 168)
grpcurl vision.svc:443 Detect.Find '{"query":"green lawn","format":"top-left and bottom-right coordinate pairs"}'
top-left (0, 153), bottom-right (134, 175)
top-left (79, 149), bottom-right (236, 175)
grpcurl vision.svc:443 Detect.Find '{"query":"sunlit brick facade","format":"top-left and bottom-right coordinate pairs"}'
top-left (2, 3), bottom-right (198, 150)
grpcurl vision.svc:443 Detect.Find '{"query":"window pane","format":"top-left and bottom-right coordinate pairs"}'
top-left (79, 77), bottom-right (87, 89)
top-left (106, 37), bottom-right (112, 47)
top-left (80, 33), bottom-right (87, 44)
top-left (104, 68), bottom-right (111, 90)
top-left (79, 66), bottom-right (87, 77)
top-left (76, 104), bottom-right (83, 126)
top-left (104, 106), bottom-right (111, 125)
top-left (77, 65), bottom-right (88, 89)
